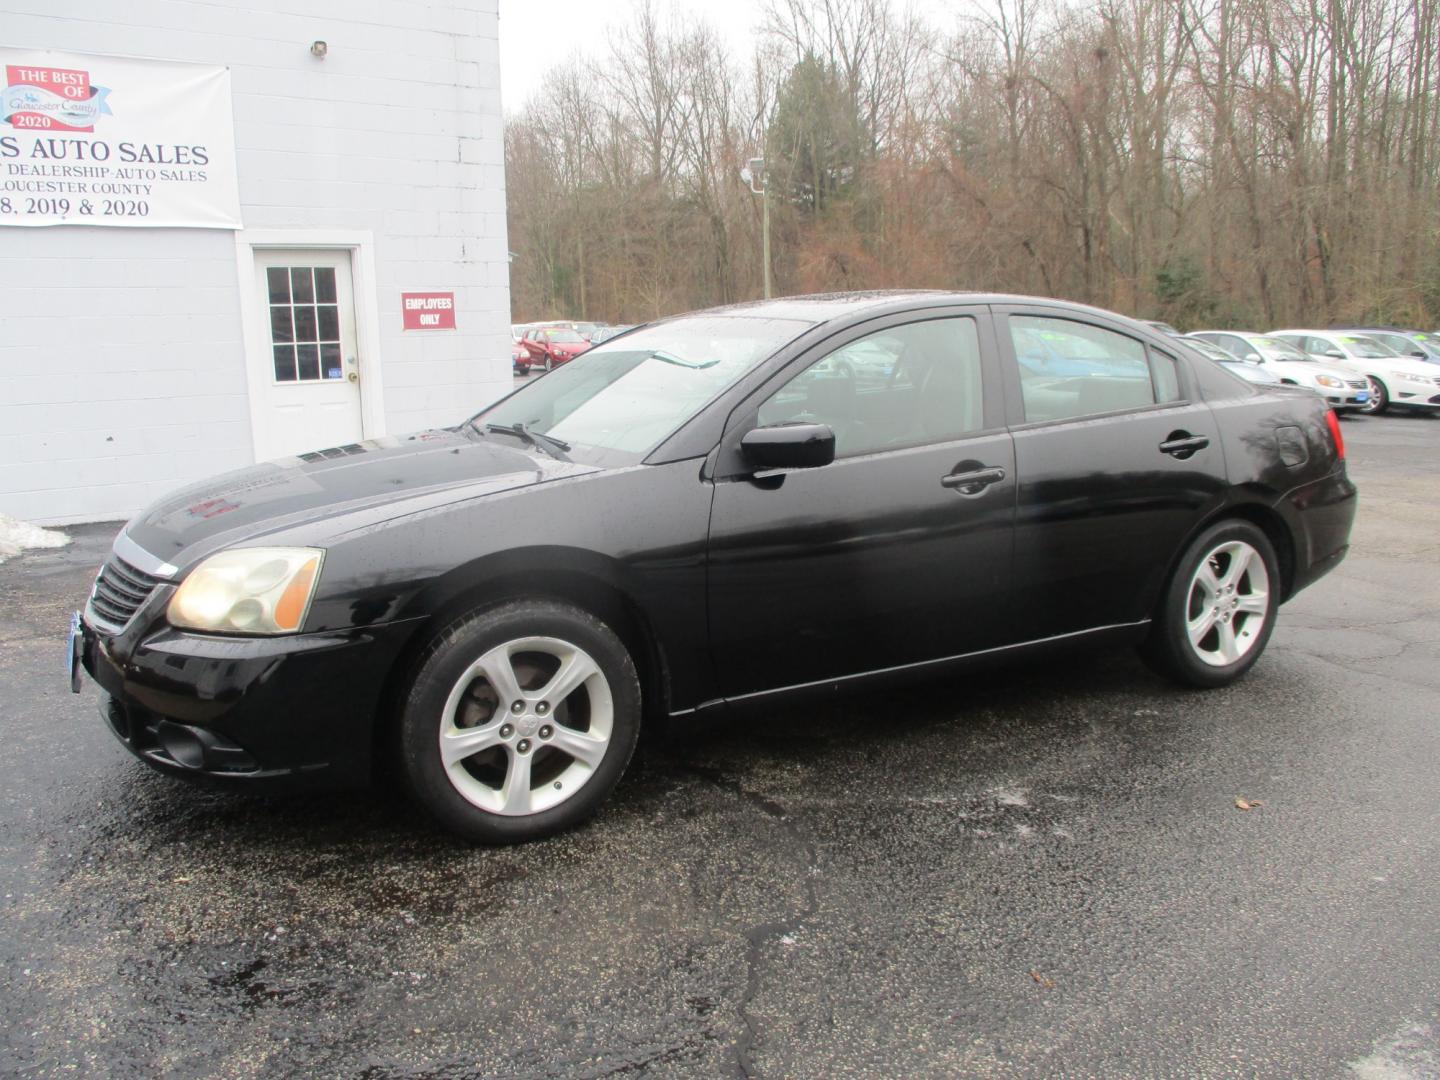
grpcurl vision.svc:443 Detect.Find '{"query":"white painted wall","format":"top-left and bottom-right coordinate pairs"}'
top-left (0, 0), bottom-right (510, 524)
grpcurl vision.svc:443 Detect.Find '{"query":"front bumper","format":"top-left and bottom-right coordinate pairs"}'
top-left (1322, 387), bottom-right (1369, 409)
top-left (81, 613), bottom-right (425, 788)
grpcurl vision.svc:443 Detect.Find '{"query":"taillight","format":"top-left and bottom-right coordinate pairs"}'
top-left (1325, 408), bottom-right (1345, 460)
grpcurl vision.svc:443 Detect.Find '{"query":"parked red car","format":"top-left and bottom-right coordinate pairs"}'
top-left (511, 341), bottom-right (530, 375)
top-left (522, 327), bottom-right (591, 371)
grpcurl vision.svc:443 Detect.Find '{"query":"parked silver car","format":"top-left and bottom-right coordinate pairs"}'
top-left (1189, 332), bottom-right (1369, 412)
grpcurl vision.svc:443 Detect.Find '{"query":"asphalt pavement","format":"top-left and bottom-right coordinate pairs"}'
top-left (2, 412), bottom-right (1438, 1078)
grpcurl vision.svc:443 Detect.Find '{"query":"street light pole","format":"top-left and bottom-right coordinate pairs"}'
top-left (761, 171), bottom-right (771, 300)
top-left (742, 156), bottom-right (772, 299)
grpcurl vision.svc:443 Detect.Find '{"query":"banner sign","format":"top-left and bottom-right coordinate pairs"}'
top-left (402, 292), bottom-right (457, 330)
top-left (0, 49), bottom-right (240, 229)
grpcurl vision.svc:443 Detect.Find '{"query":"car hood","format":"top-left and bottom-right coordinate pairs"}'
top-left (1266, 359), bottom-right (1357, 382)
top-left (1371, 355), bottom-right (1440, 377)
top-left (123, 428), bottom-right (599, 570)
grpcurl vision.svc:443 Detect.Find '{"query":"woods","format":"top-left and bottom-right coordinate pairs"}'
top-left (504, 0), bottom-right (1440, 329)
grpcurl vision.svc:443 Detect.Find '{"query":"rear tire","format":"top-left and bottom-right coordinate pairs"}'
top-left (1140, 520), bottom-right (1280, 688)
top-left (399, 600), bottom-right (641, 843)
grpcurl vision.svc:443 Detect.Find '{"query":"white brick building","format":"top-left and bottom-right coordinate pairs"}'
top-left (2, 0), bottom-right (511, 524)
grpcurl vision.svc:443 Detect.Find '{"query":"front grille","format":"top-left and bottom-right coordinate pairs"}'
top-left (90, 557), bottom-right (163, 629)
top-left (1346, 379), bottom-right (1367, 389)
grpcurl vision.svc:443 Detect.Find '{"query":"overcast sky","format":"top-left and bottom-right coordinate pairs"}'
top-left (497, 0), bottom-right (769, 114)
top-left (496, 0), bottom-right (960, 114)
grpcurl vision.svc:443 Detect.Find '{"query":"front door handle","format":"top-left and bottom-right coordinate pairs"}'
top-left (1159, 432), bottom-right (1210, 459)
top-left (941, 465), bottom-right (1007, 495)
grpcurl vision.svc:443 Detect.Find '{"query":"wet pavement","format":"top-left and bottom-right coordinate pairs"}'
top-left (3, 414), bottom-right (1439, 1078)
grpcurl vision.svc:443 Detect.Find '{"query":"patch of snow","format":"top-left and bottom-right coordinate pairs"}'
top-left (0, 513), bottom-right (70, 564)
top-left (1351, 1022), bottom-right (1440, 1080)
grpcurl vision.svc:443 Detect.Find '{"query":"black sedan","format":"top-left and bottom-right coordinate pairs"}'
top-left (74, 293), bottom-right (1356, 842)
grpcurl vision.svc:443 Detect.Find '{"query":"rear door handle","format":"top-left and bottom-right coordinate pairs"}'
top-left (941, 466), bottom-right (1007, 494)
top-left (1159, 433), bottom-right (1210, 458)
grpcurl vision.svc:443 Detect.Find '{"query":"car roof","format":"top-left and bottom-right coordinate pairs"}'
top-left (664, 290), bottom-right (1165, 329)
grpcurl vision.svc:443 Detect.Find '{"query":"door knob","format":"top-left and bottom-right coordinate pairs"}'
top-left (941, 465), bottom-right (1006, 495)
top-left (1159, 431), bottom-right (1208, 458)
top-left (347, 372), bottom-right (359, 383)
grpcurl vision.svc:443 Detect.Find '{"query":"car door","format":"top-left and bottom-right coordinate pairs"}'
top-left (706, 308), bottom-right (1017, 701)
top-left (995, 307), bottom-right (1229, 641)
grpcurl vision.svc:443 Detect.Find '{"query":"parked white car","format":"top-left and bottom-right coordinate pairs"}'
top-left (1345, 328), bottom-right (1440, 364)
top-left (1189, 331), bottom-right (1370, 412)
top-left (1270, 330), bottom-right (1440, 415)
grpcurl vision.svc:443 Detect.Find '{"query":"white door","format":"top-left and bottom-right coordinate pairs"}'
top-left (253, 250), bottom-right (365, 458)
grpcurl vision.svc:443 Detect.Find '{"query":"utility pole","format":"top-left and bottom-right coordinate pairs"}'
top-left (741, 156), bottom-right (772, 299)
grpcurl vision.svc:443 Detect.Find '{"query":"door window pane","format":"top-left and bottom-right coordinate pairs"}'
top-left (314, 267), bottom-right (337, 303)
top-left (296, 343), bottom-right (320, 381)
top-left (290, 267), bottom-right (315, 304)
top-left (270, 305), bottom-right (294, 344)
top-left (266, 266), bottom-right (290, 304)
top-left (1010, 316), bottom-right (1158, 422)
top-left (321, 343), bottom-right (344, 380)
top-left (293, 305), bottom-right (319, 342)
top-left (273, 344), bottom-right (297, 382)
top-left (756, 317), bottom-right (984, 458)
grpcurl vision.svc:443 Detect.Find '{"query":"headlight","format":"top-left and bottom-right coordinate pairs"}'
top-left (1315, 375), bottom-right (1343, 388)
top-left (1395, 370), bottom-right (1431, 384)
top-left (168, 547), bottom-right (324, 634)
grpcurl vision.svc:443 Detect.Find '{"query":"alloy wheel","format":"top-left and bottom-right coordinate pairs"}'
top-left (1184, 540), bottom-right (1271, 667)
top-left (1362, 377), bottom-right (1385, 413)
top-left (438, 636), bottom-right (614, 815)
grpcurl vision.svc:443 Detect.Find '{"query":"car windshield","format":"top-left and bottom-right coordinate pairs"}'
top-left (1367, 332), bottom-right (1424, 355)
top-left (542, 329), bottom-right (585, 344)
top-left (1253, 336), bottom-right (1312, 361)
top-left (475, 315), bottom-right (812, 465)
top-left (1181, 338), bottom-right (1233, 362)
top-left (1338, 334), bottom-right (1399, 358)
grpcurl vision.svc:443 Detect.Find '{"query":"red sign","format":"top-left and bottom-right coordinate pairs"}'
top-left (401, 291), bottom-right (456, 331)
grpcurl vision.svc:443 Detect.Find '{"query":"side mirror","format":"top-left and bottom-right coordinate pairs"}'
top-left (1243, 353), bottom-right (1261, 363)
top-left (741, 423), bottom-right (836, 470)
top-left (1324, 349), bottom-right (1345, 359)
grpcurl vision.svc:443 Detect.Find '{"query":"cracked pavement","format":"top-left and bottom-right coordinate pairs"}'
top-left (2, 414), bottom-right (1439, 1078)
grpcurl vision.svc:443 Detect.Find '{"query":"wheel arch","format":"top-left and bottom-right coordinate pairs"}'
top-left (370, 547), bottom-right (673, 782)
top-left (1175, 499), bottom-right (1297, 602)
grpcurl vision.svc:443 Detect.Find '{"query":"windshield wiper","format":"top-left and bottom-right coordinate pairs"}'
top-left (482, 421), bottom-right (571, 460)
top-left (651, 350), bottom-right (719, 370)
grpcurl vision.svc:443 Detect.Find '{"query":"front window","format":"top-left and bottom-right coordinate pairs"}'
top-left (756, 318), bottom-right (985, 458)
top-left (542, 329), bottom-right (586, 344)
top-left (477, 315), bottom-right (812, 465)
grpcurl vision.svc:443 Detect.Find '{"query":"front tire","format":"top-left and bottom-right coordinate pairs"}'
top-left (1363, 376), bottom-right (1389, 414)
top-left (399, 600), bottom-right (641, 843)
top-left (1140, 520), bottom-right (1280, 688)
